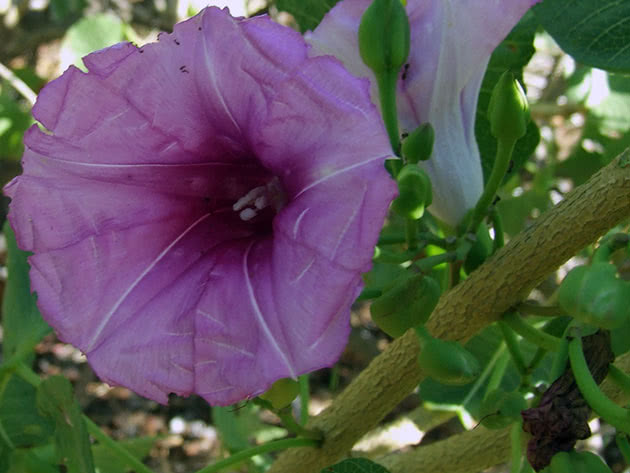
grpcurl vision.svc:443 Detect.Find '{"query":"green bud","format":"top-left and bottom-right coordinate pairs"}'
top-left (416, 328), bottom-right (480, 385)
top-left (487, 71), bottom-right (529, 144)
top-left (358, 0), bottom-right (410, 73)
top-left (463, 223), bottom-right (493, 274)
top-left (370, 273), bottom-right (441, 337)
top-left (479, 389), bottom-right (527, 430)
top-left (391, 164), bottom-right (432, 220)
top-left (401, 123), bottom-right (434, 163)
top-left (543, 450), bottom-right (613, 473)
top-left (259, 378), bottom-right (299, 410)
top-left (558, 262), bottom-right (630, 329)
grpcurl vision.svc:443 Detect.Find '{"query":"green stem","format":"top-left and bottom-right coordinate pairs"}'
top-left (463, 345), bottom-right (506, 408)
top-left (298, 375), bottom-right (310, 426)
top-left (329, 364), bottom-right (340, 392)
top-left (484, 349), bottom-right (510, 400)
top-left (516, 302), bottom-right (567, 317)
top-left (406, 219), bottom-right (418, 251)
top-left (502, 312), bottom-right (562, 352)
top-left (84, 418), bottom-right (156, 473)
top-left (510, 421), bottom-right (523, 473)
top-left (469, 138), bottom-right (516, 234)
top-left (416, 251), bottom-right (456, 272)
top-left (378, 234), bottom-right (407, 245)
top-left (14, 364), bottom-right (156, 473)
top-left (14, 363), bottom-right (42, 387)
top-left (449, 259), bottom-right (462, 288)
top-left (592, 233), bottom-right (629, 263)
top-left (0, 60), bottom-right (37, 105)
top-left (194, 438), bottom-right (320, 473)
top-left (498, 321), bottom-right (528, 378)
top-left (418, 232), bottom-right (451, 249)
top-left (608, 364), bottom-right (630, 395)
top-left (616, 433), bottom-right (630, 464)
top-left (549, 335), bottom-right (569, 383)
top-left (489, 208), bottom-right (505, 251)
top-left (376, 69), bottom-right (401, 155)
top-left (355, 289), bottom-right (382, 302)
top-left (527, 346), bottom-right (548, 374)
top-left (568, 336), bottom-right (630, 433)
top-left (276, 408), bottom-right (322, 441)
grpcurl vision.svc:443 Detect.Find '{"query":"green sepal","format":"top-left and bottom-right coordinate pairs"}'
top-left (479, 388), bottom-right (527, 430)
top-left (415, 328), bottom-right (480, 385)
top-left (463, 223), bottom-right (493, 274)
top-left (358, 0), bottom-right (410, 74)
top-left (370, 273), bottom-right (441, 337)
top-left (259, 378), bottom-right (300, 410)
top-left (487, 71), bottom-right (529, 144)
top-left (401, 123), bottom-right (434, 163)
top-left (384, 157), bottom-right (403, 178)
top-left (391, 164), bottom-right (432, 220)
top-left (558, 262), bottom-right (630, 329)
top-left (542, 450), bottom-right (613, 473)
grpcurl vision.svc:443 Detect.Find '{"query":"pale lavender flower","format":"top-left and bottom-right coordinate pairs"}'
top-left (307, 0), bottom-right (540, 226)
top-left (4, 7), bottom-right (395, 405)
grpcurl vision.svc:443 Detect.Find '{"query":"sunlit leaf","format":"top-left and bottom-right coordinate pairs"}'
top-left (60, 14), bottom-right (124, 71)
top-left (535, 0), bottom-right (630, 73)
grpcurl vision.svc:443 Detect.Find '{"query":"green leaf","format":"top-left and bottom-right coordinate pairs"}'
top-left (534, 0), bottom-right (630, 73)
top-left (49, 0), bottom-right (87, 23)
top-left (0, 376), bottom-right (54, 449)
top-left (275, 0), bottom-right (340, 33)
top-left (419, 324), bottom-right (553, 419)
top-left (60, 14), bottom-right (124, 70)
top-left (320, 458), bottom-right (391, 473)
top-left (476, 11), bottom-right (540, 183)
top-left (36, 376), bottom-right (95, 473)
top-left (1, 221), bottom-right (50, 362)
top-left (0, 91), bottom-right (32, 160)
top-left (6, 449), bottom-right (59, 473)
top-left (212, 405), bottom-right (256, 452)
top-left (92, 437), bottom-right (156, 473)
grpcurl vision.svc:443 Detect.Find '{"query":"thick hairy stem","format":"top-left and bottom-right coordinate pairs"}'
top-left (267, 150), bottom-right (630, 473)
top-left (378, 352), bottom-right (630, 473)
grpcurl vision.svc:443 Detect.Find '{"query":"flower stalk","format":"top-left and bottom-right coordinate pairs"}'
top-left (568, 334), bottom-right (630, 433)
top-left (502, 312), bottom-right (563, 352)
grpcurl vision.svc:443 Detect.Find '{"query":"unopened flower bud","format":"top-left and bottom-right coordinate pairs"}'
top-left (391, 164), bottom-right (432, 220)
top-left (259, 378), bottom-right (299, 410)
top-left (401, 123), bottom-right (434, 163)
top-left (558, 262), bottom-right (630, 329)
top-left (358, 0), bottom-right (410, 73)
top-left (416, 327), bottom-right (480, 385)
top-left (488, 71), bottom-right (529, 144)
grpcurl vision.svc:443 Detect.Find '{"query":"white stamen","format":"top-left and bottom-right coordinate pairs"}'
top-left (239, 208), bottom-right (257, 221)
top-left (232, 186), bottom-right (266, 212)
top-left (254, 195), bottom-right (268, 210)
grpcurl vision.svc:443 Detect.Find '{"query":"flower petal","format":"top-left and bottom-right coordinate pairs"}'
top-left (5, 7), bottom-right (394, 405)
top-left (307, 0), bottom-right (540, 225)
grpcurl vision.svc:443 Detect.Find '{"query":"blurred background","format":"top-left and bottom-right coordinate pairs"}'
top-left (1, 1), bottom-right (630, 472)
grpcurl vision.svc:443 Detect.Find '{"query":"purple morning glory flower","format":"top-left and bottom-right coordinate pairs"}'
top-left (307, 0), bottom-right (540, 226)
top-left (4, 7), bottom-right (395, 405)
